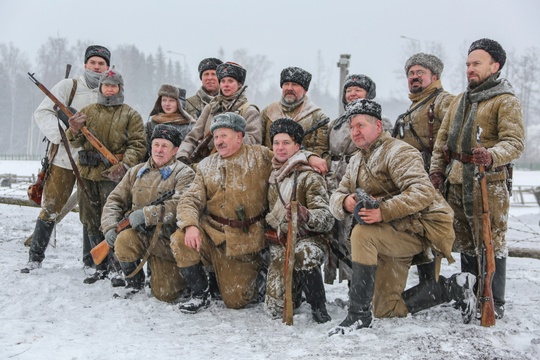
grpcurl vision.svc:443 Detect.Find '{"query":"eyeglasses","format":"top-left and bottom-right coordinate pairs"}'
top-left (407, 70), bottom-right (427, 78)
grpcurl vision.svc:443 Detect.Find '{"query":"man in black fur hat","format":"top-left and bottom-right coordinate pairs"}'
top-left (430, 38), bottom-right (525, 320)
top-left (261, 67), bottom-right (329, 158)
top-left (186, 57), bottom-right (223, 119)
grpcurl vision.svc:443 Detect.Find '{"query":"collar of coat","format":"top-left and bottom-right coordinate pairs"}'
top-left (137, 157), bottom-right (177, 180)
top-left (408, 79), bottom-right (443, 103)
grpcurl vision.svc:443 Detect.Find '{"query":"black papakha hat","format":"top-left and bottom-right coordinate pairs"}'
top-left (151, 124), bottom-right (182, 148)
top-left (216, 62), bottom-right (247, 84)
top-left (85, 45), bottom-right (111, 66)
top-left (280, 66), bottom-right (312, 91)
top-left (269, 118), bottom-right (304, 145)
top-left (468, 38), bottom-right (506, 70)
top-left (346, 99), bottom-right (382, 121)
top-left (198, 58), bottom-right (223, 79)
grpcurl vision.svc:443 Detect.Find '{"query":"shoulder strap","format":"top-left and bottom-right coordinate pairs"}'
top-left (67, 79), bottom-right (78, 107)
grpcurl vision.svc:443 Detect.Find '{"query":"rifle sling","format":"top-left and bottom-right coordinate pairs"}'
top-left (126, 207), bottom-right (165, 279)
top-left (394, 88), bottom-right (443, 136)
top-left (57, 120), bottom-right (87, 194)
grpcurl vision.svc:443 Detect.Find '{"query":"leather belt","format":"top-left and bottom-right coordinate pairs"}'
top-left (443, 146), bottom-right (506, 172)
top-left (209, 212), bottom-right (265, 229)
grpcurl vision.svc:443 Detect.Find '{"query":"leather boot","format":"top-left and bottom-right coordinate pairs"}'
top-left (178, 263), bottom-right (210, 314)
top-left (301, 267), bottom-right (331, 324)
top-left (329, 262), bottom-right (376, 335)
top-left (416, 261), bottom-right (436, 284)
top-left (402, 278), bottom-right (445, 314)
top-left (208, 271), bottom-right (222, 300)
top-left (27, 219), bottom-right (55, 264)
top-left (82, 225), bottom-right (94, 267)
top-left (493, 257), bottom-right (506, 319)
top-left (442, 273), bottom-right (477, 324)
top-left (120, 260), bottom-right (145, 290)
top-left (84, 234), bottom-right (109, 284)
top-left (460, 253), bottom-right (478, 290)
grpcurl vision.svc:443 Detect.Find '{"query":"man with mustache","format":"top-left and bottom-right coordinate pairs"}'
top-left (170, 112), bottom-right (328, 314)
top-left (261, 67), bottom-right (329, 158)
top-left (392, 53), bottom-right (455, 287)
top-left (430, 38), bottom-right (525, 320)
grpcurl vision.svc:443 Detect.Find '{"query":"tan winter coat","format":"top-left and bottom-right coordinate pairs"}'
top-left (67, 103), bottom-right (146, 181)
top-left (176, 145), bottom-right (273, 257)
top-left (330, 132), bottom-right (454, 261)
top-left (430, 87), bottom-right (525, 185)
top-left (262, 96), bottom-right (329, 158)
top-left (401, 80), bottom-right (454, 153)
top-left (101, 158), bottom-right (196, 248)
top-left (176, 92), bottom-right (262, 160)
top-left (185, 87), bottom-right (215, 120)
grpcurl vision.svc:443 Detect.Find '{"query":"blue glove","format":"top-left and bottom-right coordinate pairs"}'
top-left (128, 209), bottom-right (146, 230)
top-left (105, 229), bottom-right (118, 247)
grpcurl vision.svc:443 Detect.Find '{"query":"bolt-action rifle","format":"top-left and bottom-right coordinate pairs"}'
top-left (90, 189), bottom-right (175, 265)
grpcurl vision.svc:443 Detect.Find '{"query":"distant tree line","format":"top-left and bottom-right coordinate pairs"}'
top-left (0, 37), bottom-right (538, 167)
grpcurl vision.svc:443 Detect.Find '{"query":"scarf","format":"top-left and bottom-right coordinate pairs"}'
top-left (446, 72), bottom-right (514, 222)
top-left (84, 69), bottom-right (102, 89)
top-left (266, 152), bottom-right (312, 231)
top-left (210, 88), bottom-right (248, 116)
top-left (151, 113), bottom-right (191, 125)
top-left (196, 87), bottom-right (215, 107)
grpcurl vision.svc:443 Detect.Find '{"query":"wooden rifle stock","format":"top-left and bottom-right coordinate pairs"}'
top-left (476, 126), bottom-right (496, 327)
top-left (283, 171), bottom-right (298, 325)
top-left (90, 189), bottom-right (176, 265)
top-left (27, 72), bottom-right (119, 166)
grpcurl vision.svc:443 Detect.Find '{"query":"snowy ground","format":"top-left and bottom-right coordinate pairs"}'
top-left (1, 161), bottom-right (540, 359)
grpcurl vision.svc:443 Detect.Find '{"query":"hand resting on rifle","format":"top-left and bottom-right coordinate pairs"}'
top-left (128, 209), bottom-right (146, 231)
top-left (343, 193), bottom-right (382, 224)
top-left (472, 147), bottom-right (493, 167)
top-left (68, 112), bottom-right (87, 135)
top-left (184, 225), bottom-right (203, 252)
top-left (105, 229), bottom-right (117, 248)
top-left (285, 203), bottom-right (309, 224)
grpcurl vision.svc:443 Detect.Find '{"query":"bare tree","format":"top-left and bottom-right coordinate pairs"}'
top-left (231, 48), bottom-right (273, 106)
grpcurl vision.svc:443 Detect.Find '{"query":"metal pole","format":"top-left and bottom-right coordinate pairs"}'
top-left (337, 54), bottom-right (351, 115)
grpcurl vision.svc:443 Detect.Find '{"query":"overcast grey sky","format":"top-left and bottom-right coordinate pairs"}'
top-left (1, 0), bottom-right (539, 99)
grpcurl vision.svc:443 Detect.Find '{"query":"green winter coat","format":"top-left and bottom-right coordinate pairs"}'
top-left (68, 103), bottom-right (146, 181)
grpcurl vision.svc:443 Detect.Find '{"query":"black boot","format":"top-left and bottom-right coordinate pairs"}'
top-left (301, 267), bottom-right (331, 324)
top-left (460, 254), bottom-right (478, 282)
top-left (416, 261), bottom-right (436, 284)
top-left (329, 263), bottom-right (376, 335)
top-left (178, 263), bottom-right (210, 314)
top-left (208, 271), bottom-right (222, 301)
top-left (82, 225), bottom-right (94, 267)
top-left (113, 261), bottom-right (145, 298)
top-left (83, 234), bottom-right (109, 284)
top-left (22, 219), bottom-right (55, 273)
top-left (443, 273), bottom-right (477, 324)
top-left (402, 278), bottom-right (445, 314)
top-left (493, 257), bottom-right (506, 319)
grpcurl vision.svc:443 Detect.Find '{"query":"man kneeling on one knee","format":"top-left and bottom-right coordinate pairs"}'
top-left (328, 99), bottom-right (476, 335)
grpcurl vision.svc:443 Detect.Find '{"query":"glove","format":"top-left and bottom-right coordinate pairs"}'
top-left (472, 147), bottom-right (493, 167)
top-left (429, 171), bottom-right (445, 193)
top-left (56, 106), bottom-right (77, 128)
top-left (105, 229), bottom-right (117, 248)
top-left (128, 209), bottom-right (146, 230)
top-left (102, 162), bottom-right (129, 183)
top-left (68, 112), bottom-right (87, 135)
top-left (285, 204), bottom-right (310, 225)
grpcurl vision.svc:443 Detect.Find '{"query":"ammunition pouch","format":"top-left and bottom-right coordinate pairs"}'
top-left (78, 150), bottom-right (101, 166)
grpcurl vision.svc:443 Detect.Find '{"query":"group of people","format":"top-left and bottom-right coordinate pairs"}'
top-left (21, 37), bottom-right (524, 335)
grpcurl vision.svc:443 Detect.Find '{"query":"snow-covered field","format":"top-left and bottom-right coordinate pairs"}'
top-left (1, 160), bottom-right (540, 359)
